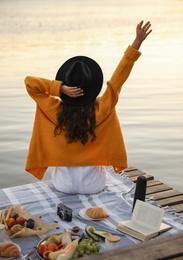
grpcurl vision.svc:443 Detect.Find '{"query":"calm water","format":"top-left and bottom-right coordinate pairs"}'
top-left (0, 0), bottom-right (183, 191)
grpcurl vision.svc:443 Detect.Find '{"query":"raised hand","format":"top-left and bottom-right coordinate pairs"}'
top-left (132, 20), bottom-right (152, 50)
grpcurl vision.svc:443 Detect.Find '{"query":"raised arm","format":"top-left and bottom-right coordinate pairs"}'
top-left (95, 20), bottom-right (152, 121)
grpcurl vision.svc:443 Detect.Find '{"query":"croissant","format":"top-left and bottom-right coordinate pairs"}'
top-left (86, 207), bottom-right (109, 219)
top-left (0, 242), bottom-right (20, 257)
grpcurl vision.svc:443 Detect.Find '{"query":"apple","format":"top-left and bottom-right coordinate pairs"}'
top-left (7, 217), bottom-right (16, 228)
top-left (38, 244), bottom-right (48, 256)
top-left (16, 216), bottom-right (25, 226)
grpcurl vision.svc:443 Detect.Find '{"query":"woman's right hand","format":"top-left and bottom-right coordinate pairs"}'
top-left (60, 85), bottom-right (84, 98)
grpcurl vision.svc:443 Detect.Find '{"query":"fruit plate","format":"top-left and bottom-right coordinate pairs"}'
top-left (79, 208), bottom-right (106, 221)
top-left (0, 243), bottom-right (21, 260)
top-left (3, 205), bottom-right (57, 238)
top-left (36, 232), bottom-right (81, 260)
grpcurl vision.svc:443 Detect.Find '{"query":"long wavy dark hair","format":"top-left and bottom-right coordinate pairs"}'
top-left (54, 101), bottom-right (96, 145)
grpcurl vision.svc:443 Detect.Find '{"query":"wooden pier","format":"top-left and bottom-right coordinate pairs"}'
top-left (123, 167), bottom-right (183, 215)
top-left (83, 167), bottom-right (183, 260)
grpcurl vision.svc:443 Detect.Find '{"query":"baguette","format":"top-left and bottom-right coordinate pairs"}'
top-left (5, 206), bottom-right (13, 221)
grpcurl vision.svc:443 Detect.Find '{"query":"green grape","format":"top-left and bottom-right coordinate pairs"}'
top-left (86, 250), bottom-right (91, 255)
top-left (93, 245), bottom-right (97, 250)
top-left (79, 249), bottom-right (84, 256)
top-left (88, 239), bottom-right (93, 244)
top-left (90, 245), bottom-right (95, 253)
top-left (94, 242), bottom-right (99, 247)
top-left (96, 244), bottom-right (101, 251)
top-left (74, 238), bottom-right (101, 258)
top-left (88, 245), bottom-right (93, 251)
top-left (79, 243), bottom-right (85, 249)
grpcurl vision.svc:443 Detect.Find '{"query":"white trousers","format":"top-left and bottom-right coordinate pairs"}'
top-left (51, 166), bottom-right (107, 194)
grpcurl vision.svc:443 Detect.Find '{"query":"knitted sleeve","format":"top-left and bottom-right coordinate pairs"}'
top-left (24, 76), bottom-right (62, 123)
top-left (95, 46), bottom-right (141, 122)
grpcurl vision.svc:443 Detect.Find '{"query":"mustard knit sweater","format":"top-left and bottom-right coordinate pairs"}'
top-left (25, 46), bottom-right (141, 180)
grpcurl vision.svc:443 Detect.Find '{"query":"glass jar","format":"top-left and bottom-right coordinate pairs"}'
top-left (105, 235), bottom-right (121, 250)
top-left (0, 224), bottom-right (5, 243)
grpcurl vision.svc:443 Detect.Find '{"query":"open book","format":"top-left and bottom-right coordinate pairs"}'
top-left (117, 200), bottom-right (172, 241)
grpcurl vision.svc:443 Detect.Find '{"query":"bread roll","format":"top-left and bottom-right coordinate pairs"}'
top-left (0, 242), bottom-right (20, 257)
top-left (86, 207), bottom-right (109, 219)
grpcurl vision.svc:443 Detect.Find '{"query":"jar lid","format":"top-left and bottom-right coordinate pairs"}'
top-left (107, 235), bottom-right (121, 243)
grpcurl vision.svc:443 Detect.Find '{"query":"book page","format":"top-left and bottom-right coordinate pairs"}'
top-left (121, 219), bottom-right (157, 235)
top-left (132, 200), bottom-right (164, 231)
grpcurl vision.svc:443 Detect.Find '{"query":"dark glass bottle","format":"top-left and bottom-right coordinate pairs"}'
top-left (132, 176), bottom-right (147, 212)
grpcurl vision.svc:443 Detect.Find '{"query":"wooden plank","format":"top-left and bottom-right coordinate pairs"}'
top-left (129, 174), bottom-right (154, 183)
top-left (167, 204), bottom-right (183, 213)
top-left (146, 189), bottom-right (182, 201)
top-left (123, 167), bottom-right (155, 182)
top-left (123, 167), bottom-right (138, 172)
top-left (156, 195), bottom-right (183, 207)
top-left (173, 257), bottom-right (183, 260)
top-left (123, 169), bottom-right (147, 177)
top-left (82, 232), bottom-right (183, 260)
top-left (118, 167), bottom-right (142, 178)
top-left (146, 184), bottom-right (172, 195)
top-left (146, 179), bottom-right (163, 187)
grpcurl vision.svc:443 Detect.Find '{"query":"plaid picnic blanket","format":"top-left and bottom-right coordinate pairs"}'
top-left (0, 167), bottom-right (183, 259)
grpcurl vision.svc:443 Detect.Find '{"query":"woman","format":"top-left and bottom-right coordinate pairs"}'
top-left (25, 20), bottom-right (152, 194)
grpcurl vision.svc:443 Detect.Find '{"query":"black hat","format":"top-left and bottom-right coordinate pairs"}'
top-left (55, 56), bottom-right (103, 106)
